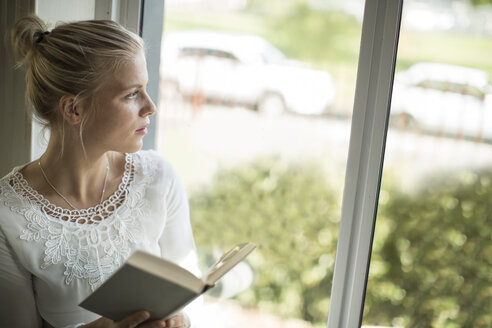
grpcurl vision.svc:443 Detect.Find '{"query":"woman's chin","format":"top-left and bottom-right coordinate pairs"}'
top-left (128, 143), bottom-right (143, 153)
top-left (115, 140), bottom-right (144, 154)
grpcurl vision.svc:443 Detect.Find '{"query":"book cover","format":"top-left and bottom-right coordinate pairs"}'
top-left (79, 243), bottom-right (256, 321)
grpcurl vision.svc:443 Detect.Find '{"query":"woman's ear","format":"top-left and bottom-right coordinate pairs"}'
top-left (59, 95), bottom-right (82, 124)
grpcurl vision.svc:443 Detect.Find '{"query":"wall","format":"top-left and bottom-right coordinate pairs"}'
top-left (0, 0), bottom-right (96, 176)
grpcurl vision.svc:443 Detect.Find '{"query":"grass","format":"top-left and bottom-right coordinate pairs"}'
top-left (163, 9), bottom-right (492, 81)
top-left (396, 31), bottom-right (492, 75)
top-left (164, 11), bottom-right (268, 37)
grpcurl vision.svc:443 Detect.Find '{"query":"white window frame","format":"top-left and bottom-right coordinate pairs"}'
top-left (327, 0), bottom-right (403, 327)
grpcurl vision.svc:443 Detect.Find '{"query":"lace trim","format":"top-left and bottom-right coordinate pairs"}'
top-left (0, 152), bottom-right (159, 290)
top-left (10, 154), bottom-right (134, 225)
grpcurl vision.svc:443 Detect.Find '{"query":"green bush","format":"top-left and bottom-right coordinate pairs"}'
top-left (190, 157), bottom-right (340, 324)
top-left (190, 159), bottom-right (492, 327)
top-left (364, 170), bottom-right (492, 327)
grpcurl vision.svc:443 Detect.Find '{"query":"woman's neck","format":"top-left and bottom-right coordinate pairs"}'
top-left (35, 135), bottom-right (123, 209)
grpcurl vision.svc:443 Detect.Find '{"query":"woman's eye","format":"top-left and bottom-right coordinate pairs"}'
top-left (127, 90), bottom-right (139, 99)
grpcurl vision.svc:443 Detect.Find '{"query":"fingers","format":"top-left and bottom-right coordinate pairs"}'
top-left (163, 314), bottom-right (186, 328)
top-left (116, 311), bottom-right (184, 328)
top-left (138, 319), bottom-right (166, 328)
top-left (117, 311), bottom-right (151, 328)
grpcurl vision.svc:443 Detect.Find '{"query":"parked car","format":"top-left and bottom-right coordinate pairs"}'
top-left (160, 30), bottom-right (336, 115)
top-left (390, 62), bottom-right (492, 140)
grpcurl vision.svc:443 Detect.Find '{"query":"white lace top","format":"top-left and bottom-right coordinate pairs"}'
top-left (0, 150), bottom-right (199, 328)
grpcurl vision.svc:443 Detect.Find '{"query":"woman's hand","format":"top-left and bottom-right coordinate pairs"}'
top-left (81, 311), bottom-right (189, 328)
top-left (163, 313), bottom-right (189, 328)
top-left (81, 311), bottom-right (164, 328)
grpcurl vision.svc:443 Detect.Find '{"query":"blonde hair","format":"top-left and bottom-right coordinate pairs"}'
top-left (11, 15), bottom-right (145, 131)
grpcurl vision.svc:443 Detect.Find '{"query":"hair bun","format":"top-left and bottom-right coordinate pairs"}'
top-left (11, 14), bottom-right (47, 65)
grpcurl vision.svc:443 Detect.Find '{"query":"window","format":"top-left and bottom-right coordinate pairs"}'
top-left (362, 1), bottom-right (492, 327)
top-left (157, 1), bottom-right (364, 326)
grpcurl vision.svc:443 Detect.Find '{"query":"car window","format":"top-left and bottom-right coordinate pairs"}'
top-left (416, 79), bottom-right (485, 99)
top-left (259, 42), bottom-right (285, 64)
top-left (179, 47), bottom-right (239, 62)
top-left (416, 79), bottom-right (449, 92)
top-left (463, 84), bottom-right (485, 99)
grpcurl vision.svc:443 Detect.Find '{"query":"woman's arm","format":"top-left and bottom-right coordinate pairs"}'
top-left (158, 166), bottom-right (201, 328)
top-left (0, 228), bottom-right (43, 327)
top-left (158, 170), bottom-right (200, 276)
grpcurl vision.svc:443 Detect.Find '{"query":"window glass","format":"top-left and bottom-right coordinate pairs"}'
top-left (363, 1), bottom-right (492, 327)
top-left (157, 1), bottom-right (364, 327)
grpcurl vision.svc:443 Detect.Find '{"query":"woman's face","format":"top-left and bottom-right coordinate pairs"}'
top-left (84, 50), bottom-right (156, 154)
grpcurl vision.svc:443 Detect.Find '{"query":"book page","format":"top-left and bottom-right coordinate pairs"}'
top-left (204, 243), bottom-right (256, 285)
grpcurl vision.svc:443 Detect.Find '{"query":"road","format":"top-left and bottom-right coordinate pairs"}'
top-left (157, 104), bottom-right (492, 192)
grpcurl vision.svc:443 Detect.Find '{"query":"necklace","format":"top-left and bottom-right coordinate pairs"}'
top-left (38, 157), bottom-right (110, 210)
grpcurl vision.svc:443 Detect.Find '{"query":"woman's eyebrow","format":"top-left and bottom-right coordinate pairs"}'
top-left (122, 83), bottom-right (143, 90)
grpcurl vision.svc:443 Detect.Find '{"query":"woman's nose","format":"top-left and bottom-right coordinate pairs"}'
top-left (140, 93), bottom-right (156, 117)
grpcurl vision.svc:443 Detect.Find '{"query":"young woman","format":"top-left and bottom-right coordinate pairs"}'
top-left (0, 15), bottom-right (197, 328)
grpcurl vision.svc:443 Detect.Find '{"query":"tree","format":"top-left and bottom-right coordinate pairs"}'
top-left (469, 0), bottom-right (492, 6)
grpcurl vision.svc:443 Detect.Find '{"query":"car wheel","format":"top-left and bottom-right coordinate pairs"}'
top-left (257, 93), bottom-right (286, 116)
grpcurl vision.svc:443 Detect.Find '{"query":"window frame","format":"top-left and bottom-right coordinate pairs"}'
top-left (326, 0), bottom-right (403, 327)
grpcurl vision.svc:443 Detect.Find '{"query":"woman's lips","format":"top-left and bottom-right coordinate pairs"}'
top-left (136, 124), bottom-right (149, 135)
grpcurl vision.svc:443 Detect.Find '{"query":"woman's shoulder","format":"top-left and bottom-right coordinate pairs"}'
top-left (0, 160), bottom-right (38, 185)
top-left (0, 165), bottom-right (29, 226)
top-left (0, 163), bottom-right (28, 195)
top-left (133, 149), bottom-right (163, 162)
top-left (133, 149), bottom-right (173, 170)
top-left (131, 150), bottom-right (179, 184)
top-left (0, 164), bottom-right (24, 183)
top-left (0, 171), bottom-right (13, 204)
top-left (0, 171), bottom-right (12, 185)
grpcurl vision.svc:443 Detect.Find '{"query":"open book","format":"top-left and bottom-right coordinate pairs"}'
top-left (79, 243), bottom-right (256, 321)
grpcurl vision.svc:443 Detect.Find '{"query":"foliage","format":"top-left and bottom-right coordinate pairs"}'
top-left (264, 3), bottom-right (362, 67)
top-left (469, 0), bottom-right (492, 6)
top-left (189, 158), bottom-right (340, 325)
top-left (364, 170), bottom-right (492, 327)
top-left (190, 158), bottom-right (492, 327)
top-left (164, 4), bottom-right (362, 69)
top-left (396, 31), bottom-right (492, 76)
